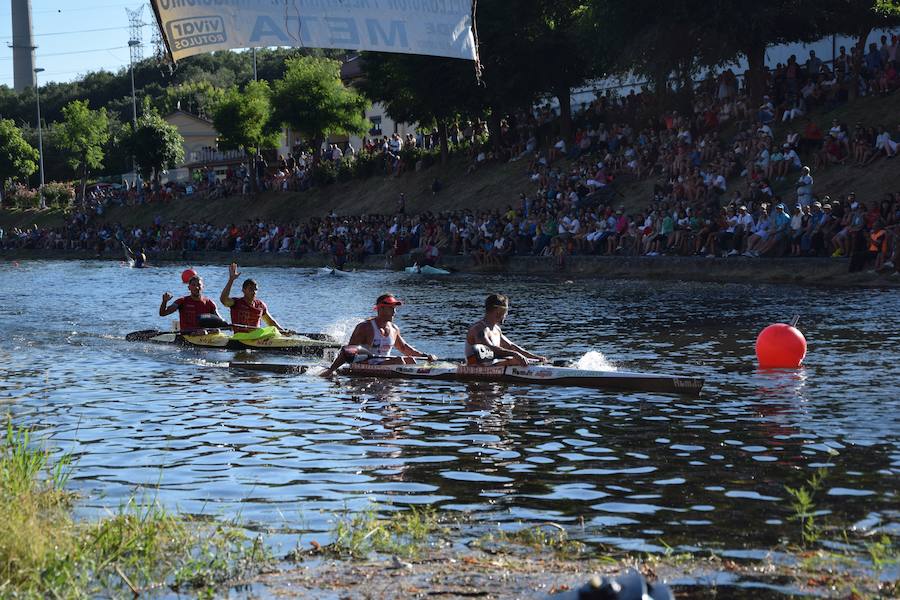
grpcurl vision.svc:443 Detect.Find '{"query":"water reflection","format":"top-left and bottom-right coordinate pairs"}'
top-left (0, 261), bottom-right (897, 556)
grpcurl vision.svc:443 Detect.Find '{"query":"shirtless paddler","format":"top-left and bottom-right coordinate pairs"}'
top-left (465, 294), bottom-right (548, 366)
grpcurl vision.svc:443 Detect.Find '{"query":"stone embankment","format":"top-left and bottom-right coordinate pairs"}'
top-left (3, 249), bottom-right (898, 288)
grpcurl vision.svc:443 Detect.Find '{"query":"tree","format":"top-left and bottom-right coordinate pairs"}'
top-left (212, 81), bottom-right (279, 191)
top-left (271, 56), bottom-right (369, 159)
top-left (817, 0), bottom-right (900, 99)
top-left (126, 101), bottom-right (185, 187)
top-left (162, 80), bottom-right (226, 120)
top-left (55, 100), bottom-right (109, 205)
top-left (358, 54), bottom-right (480, 164)
top-left (0, 119), bottom-right (39, 206)
top-left (530, 0), bottom-right (594, 142)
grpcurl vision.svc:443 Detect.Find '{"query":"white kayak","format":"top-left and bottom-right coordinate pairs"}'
top-left (341, 362), bottom-right (704, 395)
top-left (230, 360), bottom-right (704, 396)
top-left (404, 265), bottom-right (451, 275)
top-left (318, 267), bottom-right (352, 276)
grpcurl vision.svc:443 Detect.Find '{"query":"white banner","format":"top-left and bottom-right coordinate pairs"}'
top-left (150, 0), bottom-right (477, 62)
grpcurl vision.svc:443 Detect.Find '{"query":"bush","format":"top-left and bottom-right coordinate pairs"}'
top-left (351, 151), bottom-right (384, 179)
top-left (311, 161), bottom-right (337, 186)
top-left (400, 146), bottom-right (439, 171)
top-left (41, 182), bottom-right (75, 207)
top-left (336, 160), bottom-right (355, 183)
top-left (5, 184), bottom-right (39, 208)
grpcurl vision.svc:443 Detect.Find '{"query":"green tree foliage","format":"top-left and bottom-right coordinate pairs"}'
top-left (126, 102), bottom-right (185, 186)
top-left (816, 0), bottom-right (900, 98)
top-left (271, 56), bottom-right (369, 155)
top-left (161, 81), bottom-right (226, 121)
top-left (528, 0), bottom-right (594, 141)
top-left (213, 81), bottom-right (279, 156)
top-left (0, 119), bottom-right (39, 206)
top-left (56, 100), bottom-right (109, 204)
top-left (358, 54), bottom-right (478, 163)
top-left (213, 81), bottom-right (279, 191)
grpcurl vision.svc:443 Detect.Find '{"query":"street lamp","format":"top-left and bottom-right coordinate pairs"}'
top-left (34, 67), bottom-right (45, 210)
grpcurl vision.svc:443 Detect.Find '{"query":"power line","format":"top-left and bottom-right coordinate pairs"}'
top-left (0, 25), bottom-right (135, 41)
top-left (0, 45), bottom-right (129, 61)
top-left (0, 69), bottom-right (89, 82)
top-left (33, 2), bottom-right (145, 14)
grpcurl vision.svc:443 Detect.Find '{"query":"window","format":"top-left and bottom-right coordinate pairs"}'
top-left (369, 116), bottom-right (383, 136)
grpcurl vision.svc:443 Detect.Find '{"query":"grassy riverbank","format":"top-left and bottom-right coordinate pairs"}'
top-left (0, 424), bottom-right (272, 597)
top-left (2, 93), bottom-right (899, 233)
top-left (3, 425), bottom-right (896, 598)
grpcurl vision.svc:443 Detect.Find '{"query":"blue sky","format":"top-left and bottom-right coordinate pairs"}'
top-left (0, 0), bottom-right (154, 86)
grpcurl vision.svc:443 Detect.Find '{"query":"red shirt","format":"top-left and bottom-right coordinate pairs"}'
top-left (175, 296), bottom-right (218, 331)
top-left (229, 297), bottom-right (268, 332)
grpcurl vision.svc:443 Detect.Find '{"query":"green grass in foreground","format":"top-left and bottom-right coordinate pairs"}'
top-left (0, 423), bottom-right (272, 598)
top-left (316, 506), bottom-right (452, 559)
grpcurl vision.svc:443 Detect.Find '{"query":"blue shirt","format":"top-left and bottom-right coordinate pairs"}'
top-left (772, 211), bottom-right (791, 233)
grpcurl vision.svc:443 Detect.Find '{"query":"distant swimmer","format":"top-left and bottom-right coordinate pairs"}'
top-left (121, 240), bottom-right (147, 268)
top-left (219, 262), bottom-right (288, 334)
top-left (465, 294), bottom-right (548, 366)
top-left (159, 273), bottom-right (220, 332)
top-left (320, 293), bottom-right (436, 376)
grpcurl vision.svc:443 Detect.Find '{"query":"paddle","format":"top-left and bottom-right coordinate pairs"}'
top-left (196, 315), bottom-right (337, 341)
top-left (226, 357), bottom-right (568, 375)
top-left (230, 362), bottom-right (310, 374)
top-left (125, 328), bottom-right (225, 341)
top-left (436, 358), bottom-right (568, 367)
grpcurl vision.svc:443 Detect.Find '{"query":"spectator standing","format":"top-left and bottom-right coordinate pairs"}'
top-left (796, 166), bottom-right (814, 207)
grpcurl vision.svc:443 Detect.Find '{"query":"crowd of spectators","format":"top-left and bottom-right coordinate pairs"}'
top-left (2, 36), bottom-right (899, 276)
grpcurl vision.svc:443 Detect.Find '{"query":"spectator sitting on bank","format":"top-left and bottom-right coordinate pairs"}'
top-left (874, 124), bottom-right (898, 159)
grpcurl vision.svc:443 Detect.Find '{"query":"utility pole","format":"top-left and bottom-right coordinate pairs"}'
top-left (126, 6), bottom-right (144, 188)
top-left (34, 67), bottom-right (45, 209)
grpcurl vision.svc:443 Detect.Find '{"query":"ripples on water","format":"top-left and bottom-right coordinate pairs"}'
top-left (1, 260), bottom-right (898, 557)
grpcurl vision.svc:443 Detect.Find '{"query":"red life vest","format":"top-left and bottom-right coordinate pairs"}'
top-left (229, 297), bottom-right (268, 332)
top-left (175, 296), bottom-right (218, 331)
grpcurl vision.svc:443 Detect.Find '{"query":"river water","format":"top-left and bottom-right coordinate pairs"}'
top-left (2, 260), bottom-right (898, 561)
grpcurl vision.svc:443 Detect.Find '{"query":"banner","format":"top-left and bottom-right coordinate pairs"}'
top-left (150, 0), bottom-right (477, 63)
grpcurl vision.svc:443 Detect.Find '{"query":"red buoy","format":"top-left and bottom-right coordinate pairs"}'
top-left (756, 323), bottom-right (807, 368)
top-left (181, 268), bottom-right (198, 284)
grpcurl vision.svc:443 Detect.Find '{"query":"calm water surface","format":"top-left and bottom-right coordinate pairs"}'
top-left (1, 260), bottom-right (898, 558)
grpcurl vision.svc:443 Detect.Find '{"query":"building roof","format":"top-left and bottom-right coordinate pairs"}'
top-left (164, 109), bottom-right (215, 126)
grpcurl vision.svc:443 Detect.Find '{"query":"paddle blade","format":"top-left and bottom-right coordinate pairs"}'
top-left (126, 329), bottom-right (164, 342)
top-left (229, 362), bottom-right (309, 374)
top-left (198, 314), bottom-right (230, 329)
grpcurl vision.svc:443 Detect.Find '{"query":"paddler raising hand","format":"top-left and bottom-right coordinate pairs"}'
top-left (159, 274), bottom-right (220, 332)
top-left (320, 293), bottom-right (437, 377)
top-left (466, 294), bottom-right (548, 366)
top-left (219, 262), bottom-right (288, 334)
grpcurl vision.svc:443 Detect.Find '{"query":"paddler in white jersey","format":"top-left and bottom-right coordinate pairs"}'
top-left (465, 294), bottom-right (548, 366)
top-left (320, 293), bottom-right (437, 376)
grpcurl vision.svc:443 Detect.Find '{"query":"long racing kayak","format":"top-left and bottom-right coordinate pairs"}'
top-left (342, 362), bottom-right (703, 395)
top-left (228, 360), bottom-right (703, 395)
top-left (126, 329), bottom-right (341, 355)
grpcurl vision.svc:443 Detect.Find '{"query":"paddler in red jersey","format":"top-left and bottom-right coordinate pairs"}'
top-left (320, 293), bottom-right (437, 377)
top-left (159, 273), bottom-right (220, 332)
top-left (465, 294), bottom-right (548, 366)
top-left (219, 263), bottom-right (288, 333)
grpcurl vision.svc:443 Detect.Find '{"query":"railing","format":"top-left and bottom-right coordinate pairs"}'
top-left (185, 148), bottom-right (245, 165)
